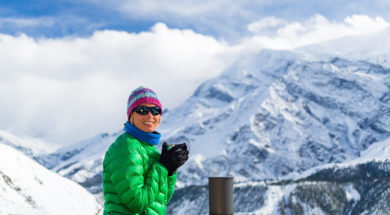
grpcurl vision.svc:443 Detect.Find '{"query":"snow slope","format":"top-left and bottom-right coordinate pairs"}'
top-left (0, 143), bottom-right (102, 215)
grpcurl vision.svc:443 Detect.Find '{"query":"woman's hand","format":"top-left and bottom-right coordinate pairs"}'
top-left (159, 142), bottom-right (189, 176)
top-left (170, 143), bottom-right (189, 167)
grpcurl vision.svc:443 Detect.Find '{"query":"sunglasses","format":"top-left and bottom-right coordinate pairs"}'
top-left (133, 106), bottom-right (162, 116)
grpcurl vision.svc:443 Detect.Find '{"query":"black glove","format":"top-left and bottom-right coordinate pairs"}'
top-left (170, 143), bottom-right (189, 168)
top-left (159, 142), bottom-right (189, 176)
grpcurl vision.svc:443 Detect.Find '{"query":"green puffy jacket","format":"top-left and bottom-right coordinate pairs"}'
top-left (103, 132), bottom-right (177, 215)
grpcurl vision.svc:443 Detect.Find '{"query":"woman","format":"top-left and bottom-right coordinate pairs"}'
top-left (103, 87), bottom-right (189, 215)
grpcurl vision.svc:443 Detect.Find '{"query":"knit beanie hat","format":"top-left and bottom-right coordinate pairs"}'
top-left (127, 86), bottom-right (162, 119)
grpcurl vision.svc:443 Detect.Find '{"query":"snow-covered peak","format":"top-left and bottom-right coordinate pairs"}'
top-left (0, 142), bottom-right (102, 215)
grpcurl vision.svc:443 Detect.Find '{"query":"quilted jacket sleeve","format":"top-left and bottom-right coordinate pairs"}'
top-left (105, 137), bottom-right (167, 213)
top-left (166, 172), bottom-right (177, 203)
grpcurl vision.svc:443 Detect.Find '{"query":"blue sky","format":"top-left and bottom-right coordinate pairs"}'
top-left (2, 0), bottom-right (390, 41)
top-left (1, 0), bottom-right (390, 146)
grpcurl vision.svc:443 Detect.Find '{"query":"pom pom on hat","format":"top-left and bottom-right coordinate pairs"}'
top-left (127, 86), bottom-right (162, 119)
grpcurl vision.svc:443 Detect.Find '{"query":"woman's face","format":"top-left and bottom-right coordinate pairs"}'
top-left (131, 103), bottom-right (161, 132)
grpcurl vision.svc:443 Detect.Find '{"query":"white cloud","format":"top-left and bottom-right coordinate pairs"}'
top-left (109, 0), bottom-right (234, 17)
top-left (244, 14), bottom-right (390, 50)
top-left (0, 17), bottom-right (55, 28)
top-left (247, 17), bottom-right (285, 33)
top-left (0, 23), bottom-right (230, 145)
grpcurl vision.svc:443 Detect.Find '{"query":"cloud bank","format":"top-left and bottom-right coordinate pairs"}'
top-left (244, 14), bottom-right (390, 50)
top-left (0, 23), bottom-right (229, 145)
top-left (0, 14), bottom-right (389, 146)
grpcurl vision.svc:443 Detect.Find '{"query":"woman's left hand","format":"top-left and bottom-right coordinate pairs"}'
top-left (170, 143), bottom-right (189, 167)
top-left (159, 142), bottom-right (189, 175)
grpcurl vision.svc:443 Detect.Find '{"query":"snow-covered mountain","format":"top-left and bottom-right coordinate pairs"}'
top-left (159, 50), bottom-right (390, 187)
top-left (0, 142), bottom-right (102, 215)
top-left (7, 29), bottom-right (390, 214)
